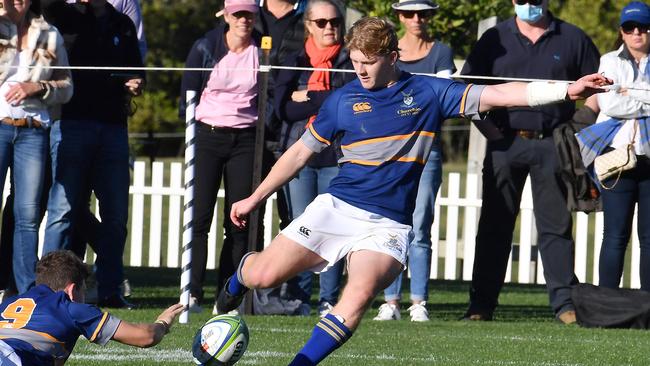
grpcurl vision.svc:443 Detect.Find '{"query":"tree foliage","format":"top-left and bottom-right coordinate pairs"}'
top-left (131, 0), bottom-right (627, 134)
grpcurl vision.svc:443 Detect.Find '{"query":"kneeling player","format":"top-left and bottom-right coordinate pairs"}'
top-left (0, 250), bottom-right (184, 365)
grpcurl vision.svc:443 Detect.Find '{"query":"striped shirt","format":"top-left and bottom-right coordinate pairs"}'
top-left (301, 72), bottom-right (483, 224)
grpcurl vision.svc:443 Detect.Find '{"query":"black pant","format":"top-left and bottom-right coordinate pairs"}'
top-left (468, 135), bottom-right (578, 316)
top-left (190, 123), bottom-right (256, 302)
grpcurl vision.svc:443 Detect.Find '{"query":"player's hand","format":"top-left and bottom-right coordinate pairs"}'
top-left (567, 73), bottom-right (612, 100)
top-left (230, 196), bottom-right (259, 229)
top-left (156, 303), bottom-right (185, 330)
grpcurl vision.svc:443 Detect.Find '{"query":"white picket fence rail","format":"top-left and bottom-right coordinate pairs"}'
top-left (4, 160), bottom-right (640, 289)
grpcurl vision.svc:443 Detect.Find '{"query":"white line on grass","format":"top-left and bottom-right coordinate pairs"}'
top-left (70, 348), bottom-right (584, 366)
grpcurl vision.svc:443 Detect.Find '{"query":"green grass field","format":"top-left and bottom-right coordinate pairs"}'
top-left (65, 266), bottom-right (650, 366)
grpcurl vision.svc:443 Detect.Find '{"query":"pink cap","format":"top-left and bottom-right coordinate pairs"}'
top-left (224, 0), bottom-right (258, 14)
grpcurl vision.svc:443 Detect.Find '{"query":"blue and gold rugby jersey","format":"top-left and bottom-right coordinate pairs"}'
top-left (301, 72), bottom-right (484, 225)
top-left (0, 285), bottom-right (120, 365)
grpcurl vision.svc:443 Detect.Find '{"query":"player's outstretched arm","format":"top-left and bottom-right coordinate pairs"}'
top-left (230, 140), bottom-right (315, 229)
top-left (111, 303), bottom-right (185, 348)
top-left (478, 73), bottom-right (611, 112)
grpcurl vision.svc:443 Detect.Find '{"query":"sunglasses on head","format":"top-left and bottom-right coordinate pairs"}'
top-left (399, 10), bottom-right (434, 19)
top-left (309, 17), bottom-right (342, 29)
top-left (514, 0), bottom-right (543, 5)
top-left (622, 22), bottom-right (650, 34)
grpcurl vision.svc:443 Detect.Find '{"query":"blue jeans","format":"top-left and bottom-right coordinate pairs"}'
top-left (43, 120), bottom-right (129, 299)
top-left (285, 165), bottom-right (344, 305)
top-left (384, 145), bottom-right (442, 302)
top-left (0, 124), bottom-right (47, 293)
top-left (599, 157), bottom-right (650, 291)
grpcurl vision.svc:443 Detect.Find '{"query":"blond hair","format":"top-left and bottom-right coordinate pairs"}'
top-left (344, 17), bottom-right (398, 57)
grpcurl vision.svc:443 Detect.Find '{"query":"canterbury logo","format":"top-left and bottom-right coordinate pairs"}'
top-left (352, 102), bottom-right (372, 113)
top-left (299, 226), bottom-right (311, 237)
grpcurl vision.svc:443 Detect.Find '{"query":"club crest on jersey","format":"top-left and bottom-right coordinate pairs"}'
top-left (352, 102), bottom-right (372, 114)
top-left (402, 90), bottom-right (414, 106)
top-left (398, 90), bottom-right (422, 116)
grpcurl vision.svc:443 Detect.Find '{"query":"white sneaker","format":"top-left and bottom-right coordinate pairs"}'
top-left (212, 303), bottom-right (239, 316)
top-left (373, 303), bottom-right (400, 321)
top-left (407, 301), bottom-right (429, 322)
top-left (318, 301), bottom-right (334, 318)
top-left (188, 296), bottom-right (203, 313)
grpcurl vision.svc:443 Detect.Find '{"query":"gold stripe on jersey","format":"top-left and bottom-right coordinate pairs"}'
top-left (90, 312), bottom-right (109, 342)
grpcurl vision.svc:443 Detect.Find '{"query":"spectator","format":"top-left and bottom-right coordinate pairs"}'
top-left (179, 0), bottom-right (261, 315)
top-left (576, 1), bottom-right (650, 291)
top-left (41, 0), bottom-right (144, 309)
top-left (274, 0), bottom-right (354, 316)
top-left (0, 0), bottom-right (72, 295)
top-left (461, 0), bottom-right (600, 324)
top-left (62, 0), bottom-right (149, 303)
top-left (0, 250), bottom-right (184, 365)
top-left (255, 0), bottom-right (309, 233)
top-left (374, 0), bottom-right (455, 322)
top-left (65, 0), bottom-right (147, 61)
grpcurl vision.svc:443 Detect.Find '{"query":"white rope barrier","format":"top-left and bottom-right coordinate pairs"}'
top-left (13, 64), bottom-right (583, 84)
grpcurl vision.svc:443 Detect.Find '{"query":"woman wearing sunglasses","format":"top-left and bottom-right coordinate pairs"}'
top-left (371, 0), bottom-right (454, 323)
top-left (273, 0), bottom-right (354, 317)
top-left (576, 1), bottom-right (650, 291)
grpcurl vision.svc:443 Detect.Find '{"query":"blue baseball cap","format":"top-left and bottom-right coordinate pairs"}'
top-left (620, 1), bottom-right (650, 26)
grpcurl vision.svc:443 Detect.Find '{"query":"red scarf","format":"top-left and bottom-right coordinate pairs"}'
top-left (305, 36), bottom-right (341, 126)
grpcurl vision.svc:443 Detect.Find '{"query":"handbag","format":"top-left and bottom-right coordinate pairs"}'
top-left (593, 120), bottom-right (638, 189)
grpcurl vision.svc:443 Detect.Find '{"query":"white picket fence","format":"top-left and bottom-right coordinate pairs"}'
top-left (6, 160), bottom-right (641, 289)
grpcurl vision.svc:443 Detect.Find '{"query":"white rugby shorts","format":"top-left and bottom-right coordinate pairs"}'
top-left (281, 193), bottom-right (413, 273)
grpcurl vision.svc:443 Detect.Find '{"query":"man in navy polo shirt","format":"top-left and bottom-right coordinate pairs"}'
top-left (461, 0), bottom-right (600, 324)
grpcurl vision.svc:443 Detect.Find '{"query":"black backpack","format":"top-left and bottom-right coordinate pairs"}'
top-left (572, 283), bottom-right (650, 329)
top-left (553, 106), bottom-right (602, 213)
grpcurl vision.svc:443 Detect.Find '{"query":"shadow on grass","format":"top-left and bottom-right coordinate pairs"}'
top-left (122, 267), bottom-right (555, 319)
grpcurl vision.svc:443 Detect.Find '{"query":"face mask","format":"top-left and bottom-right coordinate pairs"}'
top-left (514, 3), bottom-right (545, 23)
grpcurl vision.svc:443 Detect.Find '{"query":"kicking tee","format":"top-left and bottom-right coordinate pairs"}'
top-left (0, 285), bottom-right (120, 365)
top-left (301, 72), bottom-right (484, 225)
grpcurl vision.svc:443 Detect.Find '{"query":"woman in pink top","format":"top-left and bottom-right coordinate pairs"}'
top-left (179, 0), bottom-right (261, 314)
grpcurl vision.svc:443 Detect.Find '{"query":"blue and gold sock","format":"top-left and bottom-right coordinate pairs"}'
top-left (227, 252), bottom-right (255, 296)
top-left (289, 313), bottom-right (353, 366)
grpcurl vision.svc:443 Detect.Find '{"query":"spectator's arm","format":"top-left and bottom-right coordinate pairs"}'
top-left (273, 62), bottom-right (325, 122)
top-left (179, 39), bottom-right (205, 119)
top-left (121, 0), bottom-right (147, 60)
top-left (41, 31), bottom-right (73, 105)
top-left (111, 304), bottom-right (184, 348)
top-left (598, 56), bottom-right (650, 118)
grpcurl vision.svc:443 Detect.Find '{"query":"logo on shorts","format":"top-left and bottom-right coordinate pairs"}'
top-left (352, 102), bottom-right (372, 114)
top-left (298, 226), bottom-right (311, 238)
top-left (383, 234), bottom-right (403, 254)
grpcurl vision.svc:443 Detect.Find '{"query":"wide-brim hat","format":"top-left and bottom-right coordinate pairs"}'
top-left (391, 0), bottom-right (439, 12)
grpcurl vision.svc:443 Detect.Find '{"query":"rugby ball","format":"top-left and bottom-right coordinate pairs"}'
top-left (192, 314), bottom-right (249, 365)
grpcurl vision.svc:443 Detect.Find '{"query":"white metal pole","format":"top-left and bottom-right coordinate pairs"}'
top-left (179, 90), bottom-right (197, 324)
